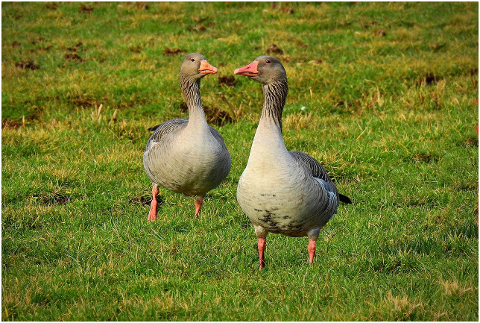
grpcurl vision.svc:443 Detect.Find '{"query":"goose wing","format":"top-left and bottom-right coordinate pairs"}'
top-left (290, 150), bottom-right (352, 204)
top-left (145, 118), bottom-right (188, 151)
top-left (147, 120), bottom-right (226, 148)
top-left (208, 126), bottom-right (228, 149)
top-left (289, 150), bottom-right (334, 183)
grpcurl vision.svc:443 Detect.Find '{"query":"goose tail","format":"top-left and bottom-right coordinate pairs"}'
top-left (339, 194), bottom-right (352, 204)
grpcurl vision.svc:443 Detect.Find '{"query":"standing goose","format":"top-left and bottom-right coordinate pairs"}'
top-left (143, 53), bottom-right (231, 221)
top-left (234, 56), bottom-right (351, 270)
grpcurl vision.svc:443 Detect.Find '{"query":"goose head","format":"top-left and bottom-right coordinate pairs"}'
top-left (234, 55), bottom-right (287, 85)
top-left (181, 53), bottom-right (218, 81)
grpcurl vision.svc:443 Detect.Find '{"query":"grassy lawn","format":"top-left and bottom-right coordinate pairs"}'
top-left (2, 2), bottom-right (478, 320)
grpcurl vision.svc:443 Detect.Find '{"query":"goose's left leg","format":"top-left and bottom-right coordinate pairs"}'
top-left (308, 239), bottom-right (316, 263)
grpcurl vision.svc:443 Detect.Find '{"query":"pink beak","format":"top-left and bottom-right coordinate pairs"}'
top-left (234, 60), bottom-right (259, 77)
top-left (199, 60), bottom-right (218, 75)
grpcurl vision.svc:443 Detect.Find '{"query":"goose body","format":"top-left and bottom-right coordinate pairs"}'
top-left (143, 53), bottom-right (231, 221)
top-left (234, 56), bottom-right (351, 269)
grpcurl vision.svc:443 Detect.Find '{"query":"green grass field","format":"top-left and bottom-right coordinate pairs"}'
top-left (2, 2), bottom-right (478, 320)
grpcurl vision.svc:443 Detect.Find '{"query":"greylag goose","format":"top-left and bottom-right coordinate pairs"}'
top-left (234, 56), bottom-right (352, 270)
top-left (143, 53), bottom-right (231, 221)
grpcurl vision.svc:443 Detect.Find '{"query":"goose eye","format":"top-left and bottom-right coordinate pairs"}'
top-left (265, 59), bottom-right (271, 63)
top-left (190, 58), bottom-right (195, 62)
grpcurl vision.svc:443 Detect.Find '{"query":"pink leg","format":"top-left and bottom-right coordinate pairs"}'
top-left (194, 197), bottom-right (203, 218)
top-left (258, 237), bottom-right (266, 270)
top-left (147, 185), bottom-right (159, 221)
top-left (308, 239), bottom-right (316, 263)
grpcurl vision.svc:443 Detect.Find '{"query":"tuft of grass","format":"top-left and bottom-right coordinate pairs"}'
top-left (2, 2), bottom-right (478, 321)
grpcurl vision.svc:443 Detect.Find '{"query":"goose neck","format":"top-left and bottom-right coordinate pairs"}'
top-left (180, 76), bottom-right (208, 128)
top-left (181, 76), bottom-right (203, 113)
top-left (259, 80), bottom-right (288, 130)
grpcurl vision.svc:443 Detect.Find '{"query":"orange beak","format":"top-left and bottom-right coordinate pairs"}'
top-left (234, 60), bottom-right (259, 77)
top-left (199, 60), bottom-right (218, 75)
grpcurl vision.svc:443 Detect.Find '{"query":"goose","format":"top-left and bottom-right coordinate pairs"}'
top-left (234, 56), bottom-right (352, 270)
top-left (143, 53), bottom-right (231, 221)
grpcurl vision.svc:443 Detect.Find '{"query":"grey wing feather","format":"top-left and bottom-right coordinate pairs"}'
top-left (145, 118), bottom-right (228, 154)
top-left (145, 118), bottom-right (188, 152)
top-left (289, 150), bottom-right (334, 183)
top-left (290, 150), bottom-right (353, 204)
top-left (209, 126), bottom-right (228, 148)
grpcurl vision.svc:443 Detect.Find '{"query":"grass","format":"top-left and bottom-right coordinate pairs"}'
top-left (2, 1), bottom-right (478, 321)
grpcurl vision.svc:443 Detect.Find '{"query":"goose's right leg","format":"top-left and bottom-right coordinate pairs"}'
top-left (148, 184), bottom-right (159, 221)
top-left (307, 228), bottom-right (320, 264)
top-left (254, 225), bottom-right (269, 270)
top-left (258, 237), bottom-right (266, 270)
top-left (194, 196), bottom-right (204, 218)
